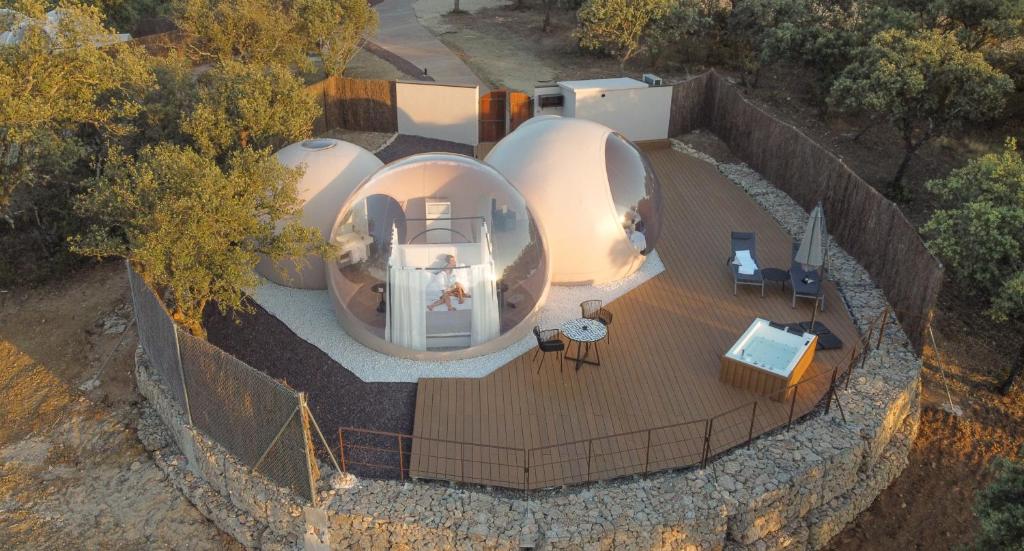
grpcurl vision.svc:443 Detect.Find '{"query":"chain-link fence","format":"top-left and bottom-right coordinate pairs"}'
top-left (127, 264), bottom-right (188, 413)
top-left (126, 262), bottom-right (318, 503)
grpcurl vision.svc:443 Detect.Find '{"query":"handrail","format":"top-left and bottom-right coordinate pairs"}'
top-left (337, 307), bottom-right (894, 489)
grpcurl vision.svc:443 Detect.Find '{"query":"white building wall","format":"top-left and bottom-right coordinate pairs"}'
top-left (569, 86), bottom-right (672, 142)
top-left (396, 82), bottom-right (480, 145)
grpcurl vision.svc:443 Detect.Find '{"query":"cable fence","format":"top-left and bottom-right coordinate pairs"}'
top-left (127, 262), bottom-right (318, 503)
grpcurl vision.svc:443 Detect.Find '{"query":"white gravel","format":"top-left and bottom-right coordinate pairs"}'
top-left (249, 252), bottom-right (665, 382)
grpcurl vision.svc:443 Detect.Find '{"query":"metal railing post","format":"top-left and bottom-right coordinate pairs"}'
top-left (825, 368), bottom-right (837, 415)
top-left (337, 429), bottom-right (347, 473)
top-left (747, 401), bottom-right (758, 446)
top-left (586, 440), bottom-right (593, 482)
top-left (702, 418), bottom-right (713, 468)
top-left (876, 306), bottom-right (889, 350)
top-left (398, 434), bottom-right (405, 481)
top-left (643, 430), bottom-right (652, 475)
top-left (787, 384), bottom-right (799, 428)
top-left (523, 448), bottom-right (530, 492)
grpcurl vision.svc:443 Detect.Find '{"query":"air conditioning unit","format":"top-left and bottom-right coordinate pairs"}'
top-left (641, 73), bottom-right (663, 86)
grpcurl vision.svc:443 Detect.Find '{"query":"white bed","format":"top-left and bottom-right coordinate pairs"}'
top-left (385, 225), bottom-right (501, 350)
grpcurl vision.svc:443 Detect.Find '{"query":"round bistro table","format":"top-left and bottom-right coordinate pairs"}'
top-left (561, 318), bottom-right (608, 371)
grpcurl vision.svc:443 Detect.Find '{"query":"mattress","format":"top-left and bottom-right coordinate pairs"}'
top-left (426, 307), bottom-right (472, 335)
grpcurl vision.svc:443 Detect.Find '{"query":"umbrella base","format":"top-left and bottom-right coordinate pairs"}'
top-left (798, 321), bottom-right (831, 335)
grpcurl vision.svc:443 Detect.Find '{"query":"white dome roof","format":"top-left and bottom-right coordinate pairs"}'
top-left (485, 117), bottom-right (661, 285)
top-left (256, 138), bottom-right (383, 289)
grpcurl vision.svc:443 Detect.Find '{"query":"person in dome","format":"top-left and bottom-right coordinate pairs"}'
top-left (428, 254), bottom-right (471, 311)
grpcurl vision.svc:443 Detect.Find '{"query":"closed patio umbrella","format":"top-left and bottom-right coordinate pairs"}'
top-left (795, 202), bottom-right (826, 271)
top-left (797, 202), bottom-right (828, 334)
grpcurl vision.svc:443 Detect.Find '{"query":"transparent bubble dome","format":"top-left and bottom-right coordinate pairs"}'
top-left (326, 153), bottom-right (551, 360)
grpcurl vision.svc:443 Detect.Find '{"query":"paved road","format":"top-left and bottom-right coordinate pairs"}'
top-left (369, 0), bottom-right (486, 89)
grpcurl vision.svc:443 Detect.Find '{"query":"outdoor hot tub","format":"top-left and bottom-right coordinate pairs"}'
top-left (720, 318), bottom-right (817, 401)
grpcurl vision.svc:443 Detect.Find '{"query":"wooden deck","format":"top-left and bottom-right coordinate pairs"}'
top-left (408, 148), bottom-right (862, 489)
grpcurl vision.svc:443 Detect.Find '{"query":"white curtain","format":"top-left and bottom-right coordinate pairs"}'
top-left (386, 268), bottom-right (428, 350)
top-left (470, 264), bottom-right (500, 345)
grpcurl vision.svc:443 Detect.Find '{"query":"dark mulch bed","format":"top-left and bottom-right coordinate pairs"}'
top-left (376, 134), bottom-right (474, 163)
top-left (204, 302), bottom-right (417, 467)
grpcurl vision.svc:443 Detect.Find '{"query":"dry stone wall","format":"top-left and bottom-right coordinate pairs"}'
top-left (135, 146), bottom-right (921, 550)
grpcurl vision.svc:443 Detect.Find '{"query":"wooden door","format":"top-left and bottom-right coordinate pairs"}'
top-left (508, 92), bottom-right (533, 132)
top-left (479, 90), bottom-right (507, 142)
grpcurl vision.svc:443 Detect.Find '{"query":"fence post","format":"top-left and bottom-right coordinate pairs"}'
top-left (398, 434), bottom-right (405, 481)
top-left (787, 385), bottom-right (799, 429)
top-left (173, 328), bottom-right (192, 425)
top-left (825, 368), bottom-right (837, 415)
top-left (643, 430), bottom-right (652, 475)
top-left (701, 418), bottom-right (714, 469)
top-left (523, 448), bottom-right (530, 492)
top-left (338, 429), bottom-right (347, 473)
top-left (747, 401), bottom-right (758, 446)
top-left (876, 306), bottom-right (889, 350)
top-left (586, 440), bottom-right (593, 482)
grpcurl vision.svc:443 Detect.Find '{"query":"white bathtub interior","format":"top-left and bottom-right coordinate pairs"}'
top-left (725, 318), bottom-right (815, 377)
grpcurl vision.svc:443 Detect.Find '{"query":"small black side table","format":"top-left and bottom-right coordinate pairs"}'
top-left (761, 268), bottom-right (789, 290)
top-left (371, 283), bottom-right (386, 313)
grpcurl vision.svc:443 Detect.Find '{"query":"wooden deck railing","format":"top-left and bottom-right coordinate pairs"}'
top-left (337, 308), bottom-right (892, 491)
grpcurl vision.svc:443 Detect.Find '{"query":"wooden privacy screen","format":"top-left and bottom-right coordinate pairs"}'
top-left (669, 71), bottom-right (943, 351)
top-left (308, 76), bottom-right (398, 134)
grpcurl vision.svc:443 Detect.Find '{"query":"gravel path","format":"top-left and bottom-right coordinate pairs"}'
top-left (248, 252), bottom-right (664, 382)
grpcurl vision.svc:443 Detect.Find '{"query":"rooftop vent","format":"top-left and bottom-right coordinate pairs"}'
top-left (641, 73), bottom-right (663, 86)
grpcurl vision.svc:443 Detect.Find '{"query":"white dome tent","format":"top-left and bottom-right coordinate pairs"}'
top-left (485, 116), bottom-right (661, 285)
top-left (326, 153), bottom-right (551, 360)
top-left (256, 138), bottom-right (384, 289)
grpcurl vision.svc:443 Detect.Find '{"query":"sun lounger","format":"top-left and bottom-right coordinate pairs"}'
top-left (727, 231), bottom-right (764, 297)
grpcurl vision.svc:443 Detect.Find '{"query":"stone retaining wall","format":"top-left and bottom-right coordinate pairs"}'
top-left (135, 147), bottom-right (922, 550)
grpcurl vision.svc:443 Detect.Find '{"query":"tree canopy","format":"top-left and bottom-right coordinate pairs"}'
top-left (181, 60), bottom-right (320, 158)
top-left (574, 0), bottom-right (672, 65)
top-left (924, 139), bottom-right (1024, 391)
top-left (972, 457), bottom-right (1024, 549)
top-left (829, 29), bottom-right (1013, 194)
top-left (72, 144), bottom-right (322, 336)
top-left (174, 0), bottom-right (377, 75)
top-left (0, 1), bottom-right (152, 218)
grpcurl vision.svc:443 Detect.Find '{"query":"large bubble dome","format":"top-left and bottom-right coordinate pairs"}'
top-left (255, 138), bottom-right (384, 289)
top-left (326, 153), bottom-right (551, 360)
top-left (485, 116), bottom-right (661, 285)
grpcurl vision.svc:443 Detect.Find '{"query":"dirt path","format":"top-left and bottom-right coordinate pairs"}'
top-left (0, 262), bottom-right (239, 550)
top-left (371, 0), bottom-right (485, 87)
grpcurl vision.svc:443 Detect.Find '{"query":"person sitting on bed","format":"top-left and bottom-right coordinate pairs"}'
top-left (427, 254), bottom-right (472, 311)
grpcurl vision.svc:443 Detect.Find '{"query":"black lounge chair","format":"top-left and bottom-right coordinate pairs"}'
top-left (532, 326), bottom-right (565, 373)
top-left (580, 300), bottom-right (613, 343)
top-left (789, 240), bottom-right (825, 311)
top-left (727, 231), bottom-right (764, 297)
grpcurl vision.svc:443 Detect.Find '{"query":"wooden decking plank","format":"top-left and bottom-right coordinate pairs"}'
top-left (408, 148), bottom-right (864, 489)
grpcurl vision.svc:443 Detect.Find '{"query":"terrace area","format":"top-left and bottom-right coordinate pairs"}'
top-left (401, 146), bottom-right (861, 489)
